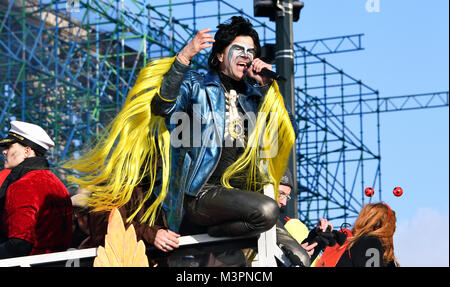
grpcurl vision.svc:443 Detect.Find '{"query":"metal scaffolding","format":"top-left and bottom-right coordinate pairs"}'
top-left (0, 0), bottom-right (448, 229)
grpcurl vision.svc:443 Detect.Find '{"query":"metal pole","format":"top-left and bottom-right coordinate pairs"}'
top-left (275, 0), bottom-right (298, 219)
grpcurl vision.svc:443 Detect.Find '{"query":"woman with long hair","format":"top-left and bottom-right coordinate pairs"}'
top-left (336, 203), bottom-right (399, 267)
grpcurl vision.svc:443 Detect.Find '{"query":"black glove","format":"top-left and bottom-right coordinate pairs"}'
top-left (276, 220), bottom-right (310, 267)
top-left (301, 226), bottom-right (348, 261)
top-left (333, 229), bottom-right (348, 246)
top-left (0, 238), bottom-right (33, 259)
top-left (280, 245), bottom-right (305, 267)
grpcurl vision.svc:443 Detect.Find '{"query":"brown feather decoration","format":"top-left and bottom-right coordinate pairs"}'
top-left (93, 208), bottom-right (149, 267)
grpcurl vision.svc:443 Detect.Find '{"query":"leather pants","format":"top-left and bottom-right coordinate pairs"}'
top-left (184, 185), bottom-right (279, 237)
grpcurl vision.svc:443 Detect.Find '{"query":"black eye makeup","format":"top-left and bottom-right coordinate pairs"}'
top-left (228, 44), bottom-right (255, 61)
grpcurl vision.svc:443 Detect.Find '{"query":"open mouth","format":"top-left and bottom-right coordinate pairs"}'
top-left (237, 62), bottom-right (249, 69)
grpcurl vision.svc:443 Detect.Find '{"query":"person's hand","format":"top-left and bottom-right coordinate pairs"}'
top-left (178, 28), bottom-right (215, 65)
top-left (154, 229), bottom-right (180, 252)
top-left (317, 218), bottom-right (333, 232)
top-left (301, 241), bottom-right (318, 258)
top-left (246, 58), bottom-right (273, 86)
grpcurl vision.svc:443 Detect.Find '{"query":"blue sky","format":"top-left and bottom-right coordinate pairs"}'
top-left (286, 0), bottom-right (449, 266)
top-left (70, 0), bottom-right (450, 266)
top-left (3, 0), bottom-right (446, 266)
top-left (143, 0), bottom-right (449, 266)
top-left (233, 0), bottom-right (448, 266)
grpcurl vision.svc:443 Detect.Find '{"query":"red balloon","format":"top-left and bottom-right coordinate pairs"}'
top-left (393, 186), bottom-right (403, 197)
top-left (365, 187), bottom-right (375, 197)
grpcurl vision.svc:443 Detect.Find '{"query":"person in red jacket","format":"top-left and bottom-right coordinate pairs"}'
top-left (0, 169), bottom-right (11, 187)
top-left (0, 121), bottom-right (72, 259)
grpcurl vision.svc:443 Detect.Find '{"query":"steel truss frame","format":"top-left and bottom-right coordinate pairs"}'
top-left (0, 0), bottom-right (447, 229)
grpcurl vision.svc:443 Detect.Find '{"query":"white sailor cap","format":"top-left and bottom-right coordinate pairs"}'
top-left (0, 121), bottom-right (55, 154)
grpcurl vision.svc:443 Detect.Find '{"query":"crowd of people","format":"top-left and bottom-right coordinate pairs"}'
top-left (0, 16), bottom-right (398, 267)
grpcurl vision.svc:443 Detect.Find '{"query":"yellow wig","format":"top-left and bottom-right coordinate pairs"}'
top-left (64, 56), bottom-right (295, 226)
top-left (221, 80), bottom-right (295, 199)
top-left (64, 57), bottom-right (175, 226)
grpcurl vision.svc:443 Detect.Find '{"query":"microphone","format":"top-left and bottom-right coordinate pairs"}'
top-left (246, 61), bottom-right (287, 82)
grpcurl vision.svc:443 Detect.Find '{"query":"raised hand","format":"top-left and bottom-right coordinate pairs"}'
top-left (301, 241), bottom-right (318, 257)
top-left (317, 218), bottom-right (334, 232)
top-left (177, 28), bottom-right (215, 65)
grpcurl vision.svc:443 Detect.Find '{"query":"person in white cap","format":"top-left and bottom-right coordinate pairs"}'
top-left (0, 121), bottom-right (72, 259)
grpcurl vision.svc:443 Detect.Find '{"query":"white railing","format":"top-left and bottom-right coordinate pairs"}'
top-left (0, 233), bottom-right (258, 267)
top-left (0, 185), bottom-right (287, 267)
top-left (0, 247), bottom-right (98, 267)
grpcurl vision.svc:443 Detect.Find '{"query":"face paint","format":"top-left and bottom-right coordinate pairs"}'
top-left (227, 43), bottom-right (256, 65)
top-left (220, 36), bottom-right (256, 81)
